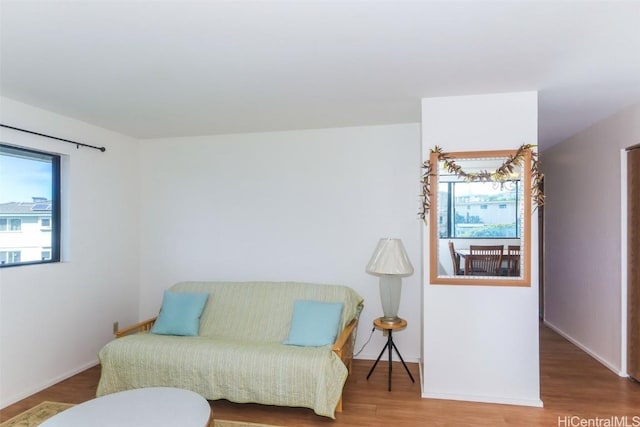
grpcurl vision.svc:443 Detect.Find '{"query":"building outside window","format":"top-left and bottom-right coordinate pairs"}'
top-left (438, 180), bottom-right (521, 238)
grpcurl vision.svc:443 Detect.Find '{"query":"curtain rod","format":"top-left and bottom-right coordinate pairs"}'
top-left (0, 123), bottom-right (106, 152)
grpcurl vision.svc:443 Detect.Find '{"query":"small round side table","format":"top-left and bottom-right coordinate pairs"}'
top-left (366, 317), bottom-right (415, 391)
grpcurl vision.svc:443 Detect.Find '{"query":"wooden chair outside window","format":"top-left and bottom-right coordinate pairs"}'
top-left (448, 241), bottom-right (463, 275)
top-left (466, 245), bottom-right (503, 276)
top-left (506, 245), bottom-right (521, 276)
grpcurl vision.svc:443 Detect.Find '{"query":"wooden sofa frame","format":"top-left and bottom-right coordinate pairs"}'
top-left (114, 306), bottom-right (361, 412)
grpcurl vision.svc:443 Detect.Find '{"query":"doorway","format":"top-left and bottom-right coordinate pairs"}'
top-left (628, 146), bottom-right (640, 381)
top-left (538, 177), bottom-right (544, 319)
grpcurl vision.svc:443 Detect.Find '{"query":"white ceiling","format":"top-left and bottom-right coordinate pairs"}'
top-left (1, 1), bottom-right (639, 150)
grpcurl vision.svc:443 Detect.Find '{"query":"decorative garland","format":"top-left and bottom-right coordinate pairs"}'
top-left (419, 144), bottom-right (544, 221)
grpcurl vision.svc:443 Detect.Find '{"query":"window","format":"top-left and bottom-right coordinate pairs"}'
top-left (438, 180), bottom-right (521, 239)
top-left (0, 251), bottom-right (21, 264)
top-left (0, 144), bottom-right (61, 267)
top-left (9, 218), bottom-right (21, 231)
top-left (0, 218), bottom-right (21, 231)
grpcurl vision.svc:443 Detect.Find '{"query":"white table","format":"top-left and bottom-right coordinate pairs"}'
top-left (40, 387), bottom-right (211, 427)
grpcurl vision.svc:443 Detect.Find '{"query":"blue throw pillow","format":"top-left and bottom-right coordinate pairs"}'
top-left (151, 291), bottom-right (209, 336)
top-left (284, 300), bottom-right (344, 347)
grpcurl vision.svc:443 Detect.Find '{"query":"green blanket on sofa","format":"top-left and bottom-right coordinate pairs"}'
top-left (97, 281), bottom-right (363, 418)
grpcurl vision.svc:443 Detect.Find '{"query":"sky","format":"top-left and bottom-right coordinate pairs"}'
top-left (0, 154), bottom-right (52, 203)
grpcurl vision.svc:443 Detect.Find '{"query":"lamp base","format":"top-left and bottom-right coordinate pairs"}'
top-left (379, 275), bottom-right (402, 322)
top-left (378, 316), bottom-right (402, 325)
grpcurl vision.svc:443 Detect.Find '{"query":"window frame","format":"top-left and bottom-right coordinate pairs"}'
top-left (428, 148), bottom-right (533, 287)
top-left (0, 144), bottom-right (61, 268)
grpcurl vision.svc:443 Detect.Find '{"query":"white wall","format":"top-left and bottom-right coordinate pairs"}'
top-left (421, 92), bottom-right (541, 406)
top-left (0, 97), bottom-right (140, 408)
top-left (543, 103), bottom-right (640, 374)
top-left (137, 124), bottom-right (422, 361)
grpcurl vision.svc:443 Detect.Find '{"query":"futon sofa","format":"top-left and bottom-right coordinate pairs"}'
top-left (97, 281), bottom-right (364, 418)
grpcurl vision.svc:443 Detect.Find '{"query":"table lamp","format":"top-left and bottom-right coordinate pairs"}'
top-left (365, 238), bottom-right (414, 325)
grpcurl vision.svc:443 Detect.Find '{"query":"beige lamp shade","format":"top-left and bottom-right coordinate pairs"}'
top-left (366, 238), bottom-right (414, 277)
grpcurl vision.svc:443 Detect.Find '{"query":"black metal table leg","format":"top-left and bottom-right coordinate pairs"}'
top-left (367, 326), bottom-right (415, 391)
top-left (366, 338), bottom-right (389, 380)
top-left (391, 339), bottom-right (415, 383)
top-left (387, 330), bottom-right (392, 391)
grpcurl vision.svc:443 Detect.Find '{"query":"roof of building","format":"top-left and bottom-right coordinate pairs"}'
top-left (0, 201), bottom-right (52, 215)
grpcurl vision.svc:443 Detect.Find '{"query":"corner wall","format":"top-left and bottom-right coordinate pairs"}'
top-left (421, 92), bottom-right (541, 406)
top-left (0, 97), bottom-right (141, 408)
top-left (543, 103), bottom-right (640, 374)
top-left (137, 123), bottom-right (423, 361)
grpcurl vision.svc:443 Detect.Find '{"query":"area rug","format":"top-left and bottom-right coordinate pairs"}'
top-left (214, 421), bottom-right (281, 427)
top-left (0, 401), bottom-right (74, 427)
top-left (1, 401), bottom-right (280, 427)
top-left (0, 401), bottom-right (278, 427)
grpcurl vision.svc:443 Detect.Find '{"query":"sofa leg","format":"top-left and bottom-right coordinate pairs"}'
top-left (335, 396), bottom-right (343, 413)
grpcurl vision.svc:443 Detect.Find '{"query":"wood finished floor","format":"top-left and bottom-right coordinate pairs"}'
top-left (2, 324), bottom-right (639, 426)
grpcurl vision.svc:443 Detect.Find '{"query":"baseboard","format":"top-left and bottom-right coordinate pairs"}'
top-left (422, 390), bottom-right (543, 407)
top-left (0, 359), bottom-right (99, 409)
top-left (543, 320), bottom-right (625, 377)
